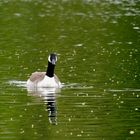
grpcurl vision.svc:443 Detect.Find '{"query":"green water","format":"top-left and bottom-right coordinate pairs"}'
top-left (0, 0), bottom-right (140, 140)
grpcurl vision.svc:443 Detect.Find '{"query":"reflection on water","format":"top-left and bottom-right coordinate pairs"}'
top-left (46, 96), bottom-right (57, 125)
top-left (9, 80), bottom-right (60, 125)
top-left (27, 87), bottom-right (60, 125)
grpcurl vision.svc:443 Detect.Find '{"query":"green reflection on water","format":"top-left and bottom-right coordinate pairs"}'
top-left (0, 0), bottom-right (140, 140)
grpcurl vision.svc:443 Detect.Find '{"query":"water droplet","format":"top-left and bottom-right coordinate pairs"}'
top-left (74, 43), bottom-right (83, 47)
top-left (136, 94), bottom-right (139, 98)
top-left (70, 132), bottom-right (73, 135)
top-left (31, 124), bottom-right (34, 128)
top-left (120, 101), bottom-right (124, 104)
top-left (20, 129), bottom-right (24, 134)
top-left (135, 108), bottom-right (138, 111)
top-left (113, 94), bottom-right (117, 97)
top-left (129, 130), bottom-right (135, 134)
top-left (127, 42), bottom-right (133, 44)
top-left (116, 81), bottom-right (119, 84)
top-left (14, 13), bottom-right (22, 17)
top-left (68, 118), bottom-right (71, 122)
top-left (77, 134), bottom-right (82, 137)
top-left (38, 14), bottom-right (45, 17)
top-left (133, 27), bottom-right (139, 30)
top-left (82, 102), bottom-right (86, 106)
top-left (39, 115), bottom-right (43, 118)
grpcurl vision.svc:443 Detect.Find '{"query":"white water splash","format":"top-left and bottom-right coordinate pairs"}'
top-left (8, 80), bottom-right (27, 88)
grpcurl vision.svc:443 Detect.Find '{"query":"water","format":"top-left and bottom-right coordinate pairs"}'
top-left (0, 0), bottom-right (140, 140)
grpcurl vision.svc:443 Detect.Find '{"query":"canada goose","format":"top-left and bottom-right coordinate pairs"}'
top-left (27, 53), bottom-right (61, 88)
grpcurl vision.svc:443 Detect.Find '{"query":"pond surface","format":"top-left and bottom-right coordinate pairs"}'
top-left (0, 0), bottom-right (140, 140)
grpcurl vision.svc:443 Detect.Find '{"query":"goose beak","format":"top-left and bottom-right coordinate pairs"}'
top-left (52, 59), bottom-right (56, 65)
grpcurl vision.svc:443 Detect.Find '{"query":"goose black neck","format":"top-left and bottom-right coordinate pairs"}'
top-left (46, 61), bottom-right (55, 77)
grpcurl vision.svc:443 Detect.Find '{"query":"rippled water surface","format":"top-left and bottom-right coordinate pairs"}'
top-left (0, 0), bottom-right (140, 140)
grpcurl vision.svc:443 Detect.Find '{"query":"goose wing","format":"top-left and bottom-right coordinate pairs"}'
top-left (29, 72), bottom-right (46, 82)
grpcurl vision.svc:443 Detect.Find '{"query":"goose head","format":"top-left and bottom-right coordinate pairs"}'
top-left (48, 53), bottom-right (57, 65)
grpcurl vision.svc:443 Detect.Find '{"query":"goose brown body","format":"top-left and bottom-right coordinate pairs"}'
top-left (29, 72), bottom-right (46, 83)
top-left (28, 72), bottom-right (60, 85)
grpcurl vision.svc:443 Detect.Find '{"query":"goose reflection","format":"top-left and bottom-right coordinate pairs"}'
top-left (27, 86), bottom-right (60, 125)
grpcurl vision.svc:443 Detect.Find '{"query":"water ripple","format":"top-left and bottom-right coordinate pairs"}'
top-left (8, 80), bottom-right (94, 90)
top-left (106, 88), bottom-right (140, 92)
